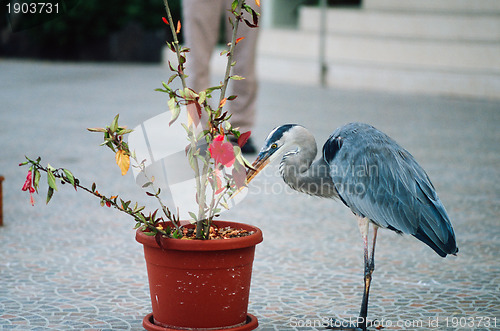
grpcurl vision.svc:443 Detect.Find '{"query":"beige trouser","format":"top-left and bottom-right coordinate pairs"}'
top-left (182, 0), bottom-right (260, 133)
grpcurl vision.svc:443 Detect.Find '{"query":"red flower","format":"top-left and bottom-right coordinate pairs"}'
top-left (209, 135), bottom-right (235, 167)
top-left (22, 170), bottom-right (36, 206)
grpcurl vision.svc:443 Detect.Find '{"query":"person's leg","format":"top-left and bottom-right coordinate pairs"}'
top-left (182, 0), bottom-right (225, 93)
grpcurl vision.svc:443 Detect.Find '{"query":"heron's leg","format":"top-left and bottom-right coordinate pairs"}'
top-left (325, 220), bottom-right (377, 331)
top-left (357, 219), bottom-right (379, 331)
top-left (368, 226), bottom-right (378, 273)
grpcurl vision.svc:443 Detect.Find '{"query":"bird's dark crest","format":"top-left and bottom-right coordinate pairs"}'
top-left (265, 124), bottom-right (296, 147)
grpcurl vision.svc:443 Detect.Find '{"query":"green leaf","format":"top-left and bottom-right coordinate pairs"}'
top-left (205, 85), bottom-right (223, 94)
top-left (183, 87), bottom-right (198, 101)
top-left (198, 91), bottom-right (207, 105)
top-left (116, 128), bottom-right (134, 135)
top-left (47, 169), bottom-right (58, 191)
top-left (167, 74), bottom-right (177, 85)
top-left (181, 123), bottom-right (194, 138)
top-left (143, 231), bottom-right (156, 236)
top-left (230, 75), bottom-right (245, 80)
top-left (133, 205), bottom-right (145, 213)
top-left (223, 121), bottom-right (232, 131)
top-left (46, 187), bottom-right (54, 204)
top-left (142, 182), bottom-right (153, 188)
top-left (87, 127), bottom-right (106, 133)
top-left (162, 81), bottom-right (172, 92)
top-left (167, 42), bottom-right (175, 53)
top-left (62, 169), bottom-right (75, 187)
top-left (91, 182), bottom-right (96, 192)
top-left (168, 98), bottom-right (180, 126)
top-left (110, 114), bottom-right (119, 133)
top-left (121, 200), bottom-right (131, 210)
top-left (188, 212), bottom-right (198, 222)
top-left (168, 60), bottom-right (176, 71)
top-left (136, 213), bottom-right (146, 223)
top-left (151, 210), bottom-right (158, 223)
top-left (33, 169), bottom-right (41, 191)
top-left (188, 151), bottom-right (198, 171)
top-left (243, 4), bottom-right (253, 14)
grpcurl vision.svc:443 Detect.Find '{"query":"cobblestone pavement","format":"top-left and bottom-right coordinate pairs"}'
top-left (1, 60), bottom-right (499, 330)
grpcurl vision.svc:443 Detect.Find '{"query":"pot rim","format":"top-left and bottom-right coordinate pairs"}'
top-left (136, 220), bottom-right (263, 251)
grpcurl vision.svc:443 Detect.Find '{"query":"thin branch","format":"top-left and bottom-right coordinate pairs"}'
top-left (219, 0), bottom-right (244, 107)
top-left (162, 0), bottom-right (187, 89)
top-left (29, 162), bottom-right (170, 236)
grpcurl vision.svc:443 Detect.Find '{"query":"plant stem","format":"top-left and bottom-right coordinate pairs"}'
top-left (133, 154), bottom-right (181, 233)
top-left (162, 0), bottom-right (187, 89)
top-left (195, 145), bottom-right (207, 238)
top-left (219, 0), bottom-right (244, 108)
top-left (31, 163), bottom-right (168, 236)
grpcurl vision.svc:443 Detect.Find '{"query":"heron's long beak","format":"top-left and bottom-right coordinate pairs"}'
top-left (246, 153), bottom-right (271, 185)
top-left (230, 152), bottom-right (271, 199)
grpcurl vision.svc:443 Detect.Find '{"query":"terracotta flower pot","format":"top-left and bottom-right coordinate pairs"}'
top-left (136, 221), bottom-right (263, 331)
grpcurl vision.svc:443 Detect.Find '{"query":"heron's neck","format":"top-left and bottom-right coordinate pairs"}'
top-left (279, 132), bottom-right (338, 198)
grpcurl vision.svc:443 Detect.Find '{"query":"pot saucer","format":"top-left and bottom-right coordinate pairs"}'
top-left (143, 313), bottom-right (258, 331)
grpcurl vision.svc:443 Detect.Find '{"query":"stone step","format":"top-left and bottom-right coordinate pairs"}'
top-left (258, 29), bottom-right (500, 73)
top-left (200, 40), bottom-right (499, 100)
top-left (364, 0), bottom-right (500, 14)
top-left (299, 7), bottom-right (500, 42)
top-left (254, 54), bottom-right (500, 100)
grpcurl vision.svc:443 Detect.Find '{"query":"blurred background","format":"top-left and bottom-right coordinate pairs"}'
top-left (3, 0), bottom-right (498, 99)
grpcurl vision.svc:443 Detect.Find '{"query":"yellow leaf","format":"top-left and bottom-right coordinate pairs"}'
top-left (219, 97), bottom-right (227, 108)
top-left (115, 150), bottom-right (130, 176)
top-left (176, 20), bottom-right (181, 34)
top-left (255, 0), bottom-right (260, 7)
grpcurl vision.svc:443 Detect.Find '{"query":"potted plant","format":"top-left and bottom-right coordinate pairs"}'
top-left (19, 1), bottom-right (263, 330)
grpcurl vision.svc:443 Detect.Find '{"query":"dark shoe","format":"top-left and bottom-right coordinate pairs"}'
top-left (229, 137), bottom-right (257, 154)
top-left (241, 137), bottom-right (257, 154)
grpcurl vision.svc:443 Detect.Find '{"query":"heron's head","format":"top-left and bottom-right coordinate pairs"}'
top-left (246, 124), bottom-right (304, 184)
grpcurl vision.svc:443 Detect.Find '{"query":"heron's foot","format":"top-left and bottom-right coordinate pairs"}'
top-left (325, 318), bottom-right (379, 330)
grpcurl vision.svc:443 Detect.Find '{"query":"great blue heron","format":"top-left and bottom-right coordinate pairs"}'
top-left (246, 122), bottom-right (458, 331)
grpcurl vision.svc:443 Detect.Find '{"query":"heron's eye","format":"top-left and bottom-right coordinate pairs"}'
top-left (271, 143), bottom-right (278, 149)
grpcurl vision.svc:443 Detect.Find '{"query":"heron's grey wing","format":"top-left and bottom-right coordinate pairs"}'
top-left (324, 124), bottom-right (458, 257)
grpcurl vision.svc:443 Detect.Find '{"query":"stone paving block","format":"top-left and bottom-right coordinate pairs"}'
top-left (0, 60), bottom-right (499, 330)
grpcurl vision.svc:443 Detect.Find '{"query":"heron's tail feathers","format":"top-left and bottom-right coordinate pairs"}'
top-left (412, 184), bottom-right (458, 257)
top-left (413, 225), bottom-right (458, 257)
